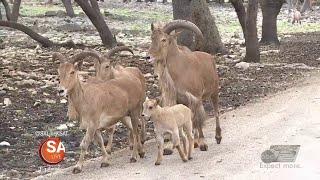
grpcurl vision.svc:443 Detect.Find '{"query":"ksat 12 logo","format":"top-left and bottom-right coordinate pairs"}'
top-left (39, 137), bottom-right (66, 164)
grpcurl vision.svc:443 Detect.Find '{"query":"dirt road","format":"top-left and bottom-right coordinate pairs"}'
top-left (36, 73), bottom-right (320, 180)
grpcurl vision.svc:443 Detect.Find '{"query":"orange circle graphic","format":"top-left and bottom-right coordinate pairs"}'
top-left (39, 137), bottom-right (65, 165)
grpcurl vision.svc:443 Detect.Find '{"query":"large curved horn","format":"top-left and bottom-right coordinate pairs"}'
top-left (71, 51), bottom-right (102, 64)
top-left (105, 46), bottom-right (134, 59)
top-left (52, 52), bottom-right (67, 63)
top-left (163, 20), bottom-right (204, 41)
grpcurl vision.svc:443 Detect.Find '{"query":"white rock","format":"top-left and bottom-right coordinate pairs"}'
top-left (144, 73), bottom-right (153, 78)
top-left (4, 98), bottom-right (12, 106)
top-left (235, 62), bottom-right (250, 70)
top-left (56, 124), bottom-right (68, 131)
top-left (45, 99), bottom-right (56, 104)
top-left (60, 99), bottom-right (68, 104)
top-left (17, 79), bottom-right (36, 86)
top-left (0, 141), bottom-right (10, 146)
top-left (88, 66), bottom-right (95, 71)
top-left (33, 101), bottom-right (41, 107)
top-left (67, 122), bottom-right (75, 128)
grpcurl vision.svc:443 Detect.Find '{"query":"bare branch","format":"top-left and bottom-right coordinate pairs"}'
top-left (0, 20), bottom-right (75, 47)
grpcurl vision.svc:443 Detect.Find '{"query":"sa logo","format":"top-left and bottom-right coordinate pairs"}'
top-left (39, 137), bottom-right (66, 164)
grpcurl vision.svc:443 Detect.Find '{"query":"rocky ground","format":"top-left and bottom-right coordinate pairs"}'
top-left (0, 1), bottom-right (320, 179)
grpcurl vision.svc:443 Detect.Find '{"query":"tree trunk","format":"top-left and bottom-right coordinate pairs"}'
top-left (287, 0), bottom-right (293, 14)
top-left (172, 0), bottom-right (193, 48)
top-left (45, 0), bottom-right (53, 4)
top-left (259, 0), bottom-right (285, 45)
top-left (244, 0), bottom-right (260, 62)
top-left (0, 6), bottom-right (2, 20)
top-left (10, 0), bottom-right (21, 22)
top-left (230, 0), bottom-right (246, 40)
top-left (173, 0), bottom-right (226, 54)
top-left (62, 0), bottom-right (75, 17)
top-left (75, 0), bottom-right (115, 47)
top-left (0, 20), bottom-right (76, 47)
top-left (0, 0), bottom-right (11, 21)
top-left (89, 0), bottom-right (100, 12)
top-left (300, 0), bottom-right (313, 13)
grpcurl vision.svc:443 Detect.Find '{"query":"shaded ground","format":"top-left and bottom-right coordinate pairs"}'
top-left (0, 1), bottom-right (320, 179)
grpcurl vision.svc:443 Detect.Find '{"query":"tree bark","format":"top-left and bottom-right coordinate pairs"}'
top-left (0, 6), bottom-right (2, 20)
top-left (300, 0), bottom-right (313, 13)
top-left (0, 0), bottom-right (11, 21)
top-left (244, 0), bottom-right (260, 62)
top-left (230, 0), bottom-right (246, 40)
top-left (62, 0), bottom-right (75, 17)
top-left (0, 0), bottom-right (20, 22)
top-left (0, 20), bottom-right (76, 47)
top-left (75, 0), bottom-right (115, 47)
top-left (173, 0), bottom-right (226, 54)
top-left (287, 0), bottom-right (293, 14)
top-left (259, 0), bottom-right (285, 45)
top-left (89, 0), bottom-right (100, 12)
top-left (45, 0), bottom-right (53, 4)
top-left (172, 0), bottom-right (193, 48)
top-left (10, 0), bottom-right (21, 22)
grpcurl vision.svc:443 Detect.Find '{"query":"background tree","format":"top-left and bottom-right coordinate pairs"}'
top-left (10, 0), bottom-right (20, 21)
top-left (62, 0), bottom-right (75, 17)
top-left (173, 0), bottom-right (226, 54)
top-left (301, 0), bottom-right (313, 13)
top-left (259, 0), bottom-right (285, 45)
top-left (230, 0), bottom-right (246, 40)
top-left (75, 0), bottom-right (116, 47)
top-left (0, 0), bottom-right (21, 22)
top-left (0, 6), bottom-right (2, 20)
top-left (245, 0), bottom-right (260, 62)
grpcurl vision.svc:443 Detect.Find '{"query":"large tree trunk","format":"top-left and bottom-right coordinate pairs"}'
top-left (259, 0), bottom-right (285, 45)
top-left (0, 20), bottom-right (76, 47)
top-left (75, 0), bottom-right (115, 47)
top-left (230, 0), bottom-right (246, 40)
top-left (62, 0), bottom-right (75, 17)
top-left (10, 0), bottom-right (21, 22)
top-left (173, 0), bottom-right (226, 54)
top-left (244, 0), bottom-right (260, 62)
top-left (0, 0), bottom-right (11, 21)
top-left (75, 0), bottom-right (116, 48)
top-left (89, 0), bottom-right (100, 12)
top-left (172, 0), bottom-right (193, 48)
top-left (300, 0), bottom-right (313, 13)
